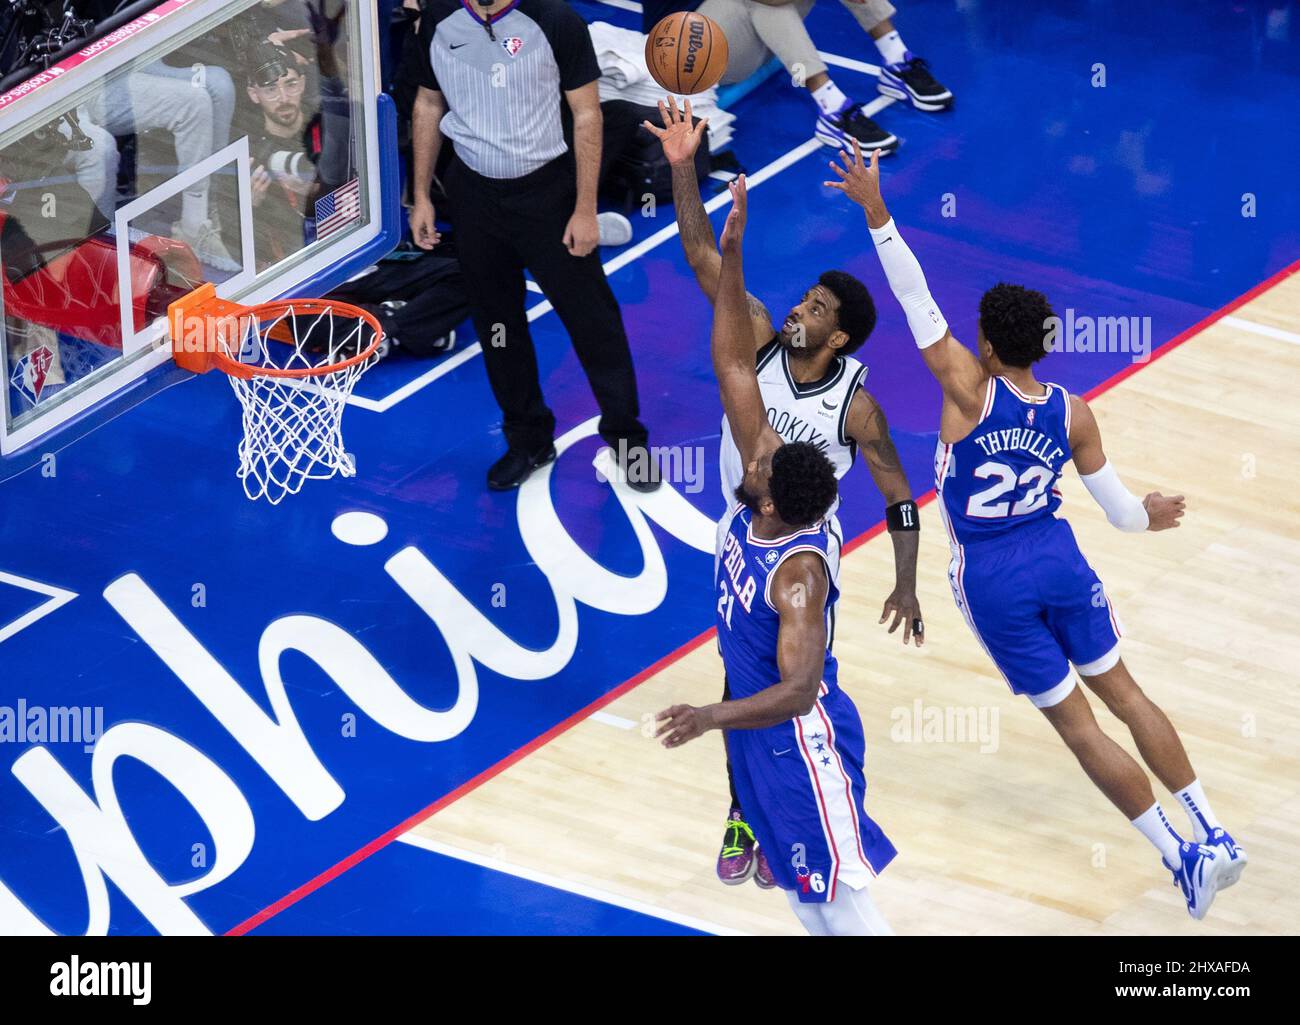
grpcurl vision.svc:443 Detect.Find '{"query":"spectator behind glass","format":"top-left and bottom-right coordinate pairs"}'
top-left (245, 26), bottom-right (354, 269)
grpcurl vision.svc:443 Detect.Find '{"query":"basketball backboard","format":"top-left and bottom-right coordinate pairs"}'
top-left (0, 0), bottom-right (399, 480)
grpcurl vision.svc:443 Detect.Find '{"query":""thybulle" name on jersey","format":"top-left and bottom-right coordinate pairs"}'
top-left (970, 427), bottom-right (1066, 469)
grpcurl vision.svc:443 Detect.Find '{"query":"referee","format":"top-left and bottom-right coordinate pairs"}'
top-left (406, 0), bottom-right (657, 492)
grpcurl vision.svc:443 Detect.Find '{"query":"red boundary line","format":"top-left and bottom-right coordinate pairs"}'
top-left (226, 256), bottom-right (1300, 936)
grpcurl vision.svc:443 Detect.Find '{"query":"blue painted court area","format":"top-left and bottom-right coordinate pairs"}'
top-left (0, 1), bottom-right (1297, 935)
top-left (251, 840), bottom-right (704, 935)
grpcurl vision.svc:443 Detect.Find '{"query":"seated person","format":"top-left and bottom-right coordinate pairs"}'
top-left (642, 0), bottom-right (952, 155)
top-left (245, 38), bottom-right (354, 268)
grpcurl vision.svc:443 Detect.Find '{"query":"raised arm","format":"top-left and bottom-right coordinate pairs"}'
top-left (826, 140), bottom-right (986, 425)
top-left (656, 553), bottom-right (828, 745)
top-left (642, 97), bottom-right (774, 348)
top-left (844, 390), bottom-right (924, 645)
top-left (1070, 395), bottom-right (1185, 531)
top-left (714, 176), bottom-right (781, 467)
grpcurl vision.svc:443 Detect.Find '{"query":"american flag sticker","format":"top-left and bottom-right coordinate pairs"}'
top-left (315, 178), bottom-right (362, 242)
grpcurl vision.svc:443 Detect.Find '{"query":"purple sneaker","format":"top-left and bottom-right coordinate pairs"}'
top-left (877, 52), bottom-right (954, 112)
top-left (717, 809), bottom-right (757, 885)
top-left (753, 845), bottom-right (777, 889)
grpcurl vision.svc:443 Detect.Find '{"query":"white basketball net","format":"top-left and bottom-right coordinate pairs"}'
top-left (217, 303), bottom-right (379, 505)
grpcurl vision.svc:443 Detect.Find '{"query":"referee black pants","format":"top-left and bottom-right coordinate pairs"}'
top-left (443, 154), bottom-right (648, 454)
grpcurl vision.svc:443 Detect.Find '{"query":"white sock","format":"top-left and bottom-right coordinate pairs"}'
top-left (811, 79), bottom-right (850, 117)
top-left (874, 30), bottom-right (908, 66)
top-left (1131, 802), bottom-right (1184, 865)
top-left (181, 191), bottom-right (209, 232)
top-left (1172, 779), bottom-right (1221, 843)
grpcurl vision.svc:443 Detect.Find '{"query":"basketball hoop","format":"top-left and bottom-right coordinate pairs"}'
top-left (168, 283), bottom-right (383, 504)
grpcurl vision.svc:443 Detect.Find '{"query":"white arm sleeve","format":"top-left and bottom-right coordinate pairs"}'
top-left (1080, 461), bottom-right (1149, 532)
top-left (868, 218), bottom-right (948, 348)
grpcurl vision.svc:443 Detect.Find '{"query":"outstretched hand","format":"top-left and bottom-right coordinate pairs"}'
top-left (719, 174), bottom-right (748, 252)
top-left (641, 95), bottom-right (709, 166)
top-left (825, 139), bottom-right (889, 225)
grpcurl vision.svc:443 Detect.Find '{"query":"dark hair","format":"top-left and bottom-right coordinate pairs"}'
top-left (978, 283), bottom-right (1055, 368)
top-left (769, 442), bottom-right (838, 527)
top-left (818, 271), bottom-right (876, 354)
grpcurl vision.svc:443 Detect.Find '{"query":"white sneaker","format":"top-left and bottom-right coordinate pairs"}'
top-left (1204, 827), bottom-right (1248, 889)
top-left (171, 218), bottom-right (242, 274)
top-left (597, 211), bottom-right (633, 247)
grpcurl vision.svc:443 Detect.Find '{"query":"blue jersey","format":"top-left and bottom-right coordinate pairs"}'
top-left (715, 504), bottom-right (840, 700)
top-left (936, 376), bottom-right (1073, 546)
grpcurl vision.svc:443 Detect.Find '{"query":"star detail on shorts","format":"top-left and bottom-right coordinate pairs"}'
top-left (821, 756), bottom-right (832, 767)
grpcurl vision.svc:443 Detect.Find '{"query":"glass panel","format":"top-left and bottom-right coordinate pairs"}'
top-left (1, 0), bottom-right (373, 435)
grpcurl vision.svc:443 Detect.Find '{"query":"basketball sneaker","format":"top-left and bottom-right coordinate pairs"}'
top-left (753, 845), bottom-right (776, 889)
top-left (717, 809), bottom-right (757, 885)
top-left (815, 101), bottom-right (899, 155)
top-left (876, 53), bottom-right (954, 112)
top-left (1205, 827), bottom-right (1248, 889)
top-left (1164, 841), bottom-right (1225, 921)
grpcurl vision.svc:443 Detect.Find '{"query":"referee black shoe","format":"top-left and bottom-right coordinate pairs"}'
top-left (487, 443), bottom-right (557, 491)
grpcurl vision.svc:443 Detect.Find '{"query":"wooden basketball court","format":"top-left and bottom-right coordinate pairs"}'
top-left (411, 272), bottom-right (1300, 935)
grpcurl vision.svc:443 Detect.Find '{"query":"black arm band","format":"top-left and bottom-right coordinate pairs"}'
top-left (885, 500), bottom-right (920, 532)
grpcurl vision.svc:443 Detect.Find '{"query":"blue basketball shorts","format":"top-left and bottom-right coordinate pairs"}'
top-left (947, 516), bottom-right (1123, 707)
top-left (725, 684), bottom-right (897, 903)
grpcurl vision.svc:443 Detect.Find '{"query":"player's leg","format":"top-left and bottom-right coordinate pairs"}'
top-left (1036, 522), bottom-right (1235, 914)
top-left (716, 678), bottom-right (758, 884)
top-left (1045, 520), bottom-right (1246, 883)
top-left (817, 883), bottom-right (894, 936)
top-left (1036, 685), bottom-right (1163, 823)
top-left (1080, 659), bottom-right (1246, 885)
top-left (839, 2), bottom-right (955, 111)
top-left (784, 891), bottom-right (832, 935)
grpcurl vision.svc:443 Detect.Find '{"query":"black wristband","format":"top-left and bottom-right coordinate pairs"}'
top-left (886, 500), bottom-right (920, 532)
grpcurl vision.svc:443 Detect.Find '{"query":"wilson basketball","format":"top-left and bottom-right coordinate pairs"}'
top-left (645, 12), bottom-right (729, 95)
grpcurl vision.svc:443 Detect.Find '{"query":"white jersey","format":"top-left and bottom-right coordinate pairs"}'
top-left (719, 338), bottom-right (869, 519)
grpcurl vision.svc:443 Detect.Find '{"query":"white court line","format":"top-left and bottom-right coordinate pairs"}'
top-left (348, 134), bottom-right (831, 413)
top-left (0, 571), bottom-right (77, 645)
top-left (590, 710), bottom-right (639, 730)
top-left (397, 833), bottom-right (743, 935)
top-left (1221, 315), bottom-right (1300, 347)
top-left (818, 51), bottom-right (882, 77)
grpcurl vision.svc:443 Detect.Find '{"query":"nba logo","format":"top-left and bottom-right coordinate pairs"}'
top-left (502, 37), bottom-right (523, 57)
top-left (1026, 408), bottom-right (1036, 425)
top-left (11, 344), bottom-right (54, 403)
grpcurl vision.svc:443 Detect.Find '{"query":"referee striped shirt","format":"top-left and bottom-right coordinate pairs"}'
top-left (409, 0), bottom-right (600, 180)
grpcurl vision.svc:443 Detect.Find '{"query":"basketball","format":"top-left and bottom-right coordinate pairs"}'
top-left (644, 12), bottom-right (729, 95)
